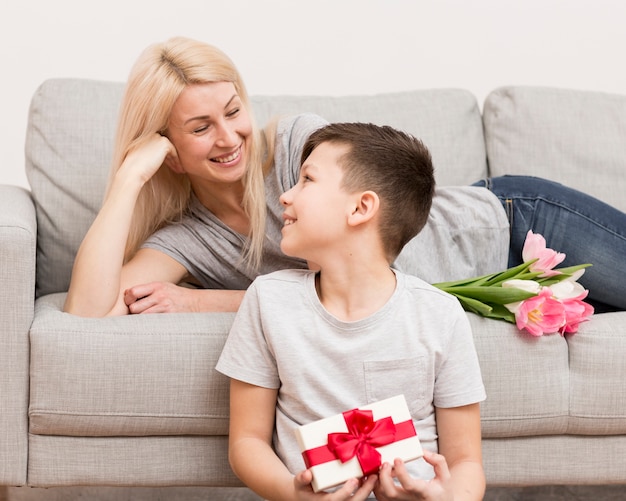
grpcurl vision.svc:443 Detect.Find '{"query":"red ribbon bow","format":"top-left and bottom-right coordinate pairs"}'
top-left (301, 407), bottom-right (417, 476)
top-left (326, 409), bottom-right (397, 475)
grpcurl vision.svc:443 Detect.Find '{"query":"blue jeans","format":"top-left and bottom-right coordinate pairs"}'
top-left (473, 175), bottom-right (626, 311)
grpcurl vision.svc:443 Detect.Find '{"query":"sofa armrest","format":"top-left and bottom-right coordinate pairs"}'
top-left (0, 184), bottom-right (36, 485)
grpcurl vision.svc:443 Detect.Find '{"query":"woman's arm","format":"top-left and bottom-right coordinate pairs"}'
top-left (122, 255), bottom-right (246, 314)
top-left (66, 242), bottom-right (247, 316)
top-left (63, 134), bottom-right (182, 317)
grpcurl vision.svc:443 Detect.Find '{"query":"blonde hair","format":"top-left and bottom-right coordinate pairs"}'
top-left (108, 36), bottom-right (267, 270)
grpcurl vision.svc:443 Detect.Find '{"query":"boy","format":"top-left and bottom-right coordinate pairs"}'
top-left (216, 123), bottom-right (486, 500)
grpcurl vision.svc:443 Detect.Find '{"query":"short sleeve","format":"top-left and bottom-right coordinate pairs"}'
top-left (433, 308), bottom-right (486, 408)
top-left (215, 280), bottom-right (280, 389)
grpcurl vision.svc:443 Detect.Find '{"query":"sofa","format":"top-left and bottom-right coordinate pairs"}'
top-left (2, 78), bottom-right (626, 489)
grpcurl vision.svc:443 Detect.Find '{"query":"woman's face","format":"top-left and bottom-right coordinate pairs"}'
top-left (166, 81), bottom-right (253, 186)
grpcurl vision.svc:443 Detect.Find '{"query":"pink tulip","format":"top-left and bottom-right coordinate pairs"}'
top-left (559, 291), bottom-right (595, 334)
top-left (435, 230), bottom-right (594, 336)
top-left (514, 288), bottom-right (566, 336)
top-left (522, 230), bottom-right (566, 277)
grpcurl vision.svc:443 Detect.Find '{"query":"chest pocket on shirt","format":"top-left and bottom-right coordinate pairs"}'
top-left (363, 356), bottom-right (431, 416)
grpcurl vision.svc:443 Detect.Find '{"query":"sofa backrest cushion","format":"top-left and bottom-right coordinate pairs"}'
top-left (26, 78), bottom-right (486, 297)
top-left (26, 78), bottom-right (123, 298)
top-left (250, 89), bottom-right (487, 187)
top-left (483, 86), bottom-right (626, 212)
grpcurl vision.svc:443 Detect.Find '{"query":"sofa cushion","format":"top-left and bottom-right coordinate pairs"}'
top-left (483, 86), bottom-right (626, 212)
top-left (472, 311), bottom-right (626, 438)
top-left (26, 79), bottom-right (122, 298)
top-left (251, 89), bottom-right (487, 187)
top-left (26, 79), bottom-right (487, 297)
top-left (469, 315), bottom-right (570, 437)
top-left (482, 435), bottom-right (626, 486)
top-left (567, 312), bottom-right (626, 434)
top-left (29, 294), bottom-right (234, 437)
top-left (28, 435), bottom-right (238, 487)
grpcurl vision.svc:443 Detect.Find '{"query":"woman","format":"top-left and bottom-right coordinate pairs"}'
top-left (64, 37), bottom-right (324, 316)
top-left (64, 36), bottom-right (626, 317)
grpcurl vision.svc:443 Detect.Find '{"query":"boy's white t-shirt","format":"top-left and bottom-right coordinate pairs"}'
top-left (216, 268), bottom-right (486, 481)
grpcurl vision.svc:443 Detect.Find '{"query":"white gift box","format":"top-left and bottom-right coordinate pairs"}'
top-left (294, 394), bottom-right (423, 492)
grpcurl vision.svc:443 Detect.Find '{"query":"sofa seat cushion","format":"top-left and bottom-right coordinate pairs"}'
top-left (470, 316), bottom-right (570, 438)
top-left (483, 86), bottom-right (626, 212)
top-left (29, 294), bottom-right (234, 437)
top-left (472, 312), bottom-right (626, 438)
top-left (567, 312), bottom-right (626, 434)
top-left (27, 435), bottom-right (239, 487)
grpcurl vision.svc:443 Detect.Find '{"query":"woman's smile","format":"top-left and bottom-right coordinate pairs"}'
top-left (211, 146), bottom-right (242, 166)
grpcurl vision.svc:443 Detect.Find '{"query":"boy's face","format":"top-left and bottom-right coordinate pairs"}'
top-left (279, 142), bottom-right (356, 262)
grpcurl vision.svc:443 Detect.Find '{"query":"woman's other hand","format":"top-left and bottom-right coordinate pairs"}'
top-left (124, 281), bottom-right (199, 313)
top-left (124, 280), bottom-right (246, 314)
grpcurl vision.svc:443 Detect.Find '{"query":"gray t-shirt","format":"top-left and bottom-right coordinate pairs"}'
top-left (143, 113), bottom-right (510, 288)
top-left (216, 268), bottom-right (487, 481)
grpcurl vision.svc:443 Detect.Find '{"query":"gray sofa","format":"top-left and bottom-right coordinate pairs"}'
top-left (2, 78), bottom-right (626, 489)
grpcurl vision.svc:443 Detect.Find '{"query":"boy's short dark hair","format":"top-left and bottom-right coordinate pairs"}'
top-left (301, 122), bottom-right (435, 262)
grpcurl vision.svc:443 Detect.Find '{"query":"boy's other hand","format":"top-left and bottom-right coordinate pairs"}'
top-left (374, 451), bottom-right (453, 500)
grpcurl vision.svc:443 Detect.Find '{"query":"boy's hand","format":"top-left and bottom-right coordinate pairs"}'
top-left (374, 451), bottom-right (453, 500)
top-left (293, 468), bottom-right (377, 500)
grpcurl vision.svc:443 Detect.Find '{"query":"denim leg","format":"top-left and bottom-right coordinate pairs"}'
top-left (473, 175), bottom-right (626, 310)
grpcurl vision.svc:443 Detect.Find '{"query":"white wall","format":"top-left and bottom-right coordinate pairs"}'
top-left (1, 0), bottom-right (625, 189)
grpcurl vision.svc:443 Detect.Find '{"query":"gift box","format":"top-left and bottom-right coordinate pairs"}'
top-left (294, 394), bottom-right (423, 492)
